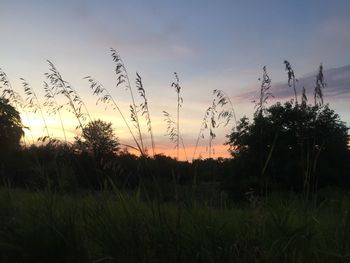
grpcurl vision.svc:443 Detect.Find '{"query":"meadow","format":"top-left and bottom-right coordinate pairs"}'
top-left (1, 52), bottom-right (350, 262)
top-left (0, 186), bottom-right (349, 263)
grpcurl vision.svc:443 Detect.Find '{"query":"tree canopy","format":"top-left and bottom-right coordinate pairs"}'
top-left (0, 98), bottom-right (24, 151)
top-left (75, 119), bottom-right (119, 162)
top-left (224, 101), bottom-right (349, 198)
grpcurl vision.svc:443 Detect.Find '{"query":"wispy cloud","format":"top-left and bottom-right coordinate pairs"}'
top-left (236, 65), bottom-right (350, 102)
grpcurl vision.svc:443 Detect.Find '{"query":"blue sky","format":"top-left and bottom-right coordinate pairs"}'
top-left (1, 0), bottom-right (350, 158)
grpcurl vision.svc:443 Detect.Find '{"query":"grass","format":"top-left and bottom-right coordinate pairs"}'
top-left (0, 186), bottom-right (349, 262)
top-left (1, 51), bottom-right (349, 262)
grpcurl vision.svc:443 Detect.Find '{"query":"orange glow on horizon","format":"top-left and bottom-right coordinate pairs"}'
top-left (94, 144), bottom-right (231, 161)
top-left (22, 123), bottom-right (231, 161)
top-left (20, 104), bottom-right (233, 161)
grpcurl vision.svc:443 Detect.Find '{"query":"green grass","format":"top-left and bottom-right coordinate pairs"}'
top-left (0, 187), bottom-right (349, 263)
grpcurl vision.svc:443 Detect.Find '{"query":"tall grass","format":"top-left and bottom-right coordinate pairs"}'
top-left (163, 111), bottom-right (179, 154)
top-left (136, 72), bottom-right (156, 156)
top-left (255, 66), bottom-right (275, 196)
top-left (2, 53), bottom-right (238, 160)
top-left (192, 90), bottom-right (236, 160)
top-left (0, 187), bottom-right (349, 262)
top-left (0, 68), bottom-right (35, 144)
top-left (45, 60), bottom-right (92, 131)
top-left (86, 49), bottom-right (157, 156)
top-left (208, 100), bottom-right (217, 159)
top-left (172, 72), bottom-right (183, 160)
top-left (0, 55), bottom-right (349, 262)
top-left (110, 48), bottom-right (145, 155)
top-left (0, 54), bottom-right (340, 175)
top-left (163, 72), bottom-right (188, 161)
top-left (84, 76), bottom-right (143, 153)
top-left (21, 78), bottom-right (50, 139)
top-left (213, 89), bottom-right (237, 128)
top-left (302, 86), bottom-right (308, 105)
top-left (255, 66), bottom-right (273, 117)
top-left (284, 60), bottom-right (298, 104)
top-left (298, 63), bottom-right (326, 202)
top-left (314, 63), bottom-right (325, 106)
top-left (193, 105), bottom-right (212, 160)
top-left (43, 81), bottom-right (67, 142)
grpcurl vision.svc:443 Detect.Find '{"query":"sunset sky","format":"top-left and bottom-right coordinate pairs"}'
top-left (1, 0), bottom-right (350, 160)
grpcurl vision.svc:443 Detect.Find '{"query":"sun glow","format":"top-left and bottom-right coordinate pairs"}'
top-left (20, 107), bottom-right (231, 161)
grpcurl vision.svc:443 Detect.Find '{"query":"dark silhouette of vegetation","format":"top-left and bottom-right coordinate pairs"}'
top-left (43, 81), bottom-right (67, 141)
top-left (86, 50), bottom-right (158, 156)
top-left (224, 62), bottom-right (349, 200)
top-left (111, 48), bottom-right (146, 155)
top-left (0, 55), bottom-right (348, 198)
top-left (0, 68), bottom-right (35, 144)
top-left (0, 188), bottom-right (349, 263)
top-left (163, 72), bottom-right (188, 161)
top-left (45, 60), bottom-right (91, 131)
top-left (192, 90), bottom-right (236, 160)
top-left (0, 52), bottom-right (350, 262)
top-left (75, 119), bottom-right (120, 165)
top-left (0, 98), bottom-right (24, 151)
top-left (136, 72), bottom-right (156, 156)
top-left (21, 78), bottom-right (50, 138)
top-left (284, 60), bottom-right (298, 104)
top-left (314, 63), bottom-right (325, 106)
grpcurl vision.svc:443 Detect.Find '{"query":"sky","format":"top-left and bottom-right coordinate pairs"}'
top-left (1, 0), bottom-right (350, 160)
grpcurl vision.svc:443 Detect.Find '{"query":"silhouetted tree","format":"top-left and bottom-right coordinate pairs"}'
top-left (75, 119), bottom-right (119, 164)
top-left (0, 98), bottom-right (24, 151)
top-left (224, 101), bottom-right (349, 199)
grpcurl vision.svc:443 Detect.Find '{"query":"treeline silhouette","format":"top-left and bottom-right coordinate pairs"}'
top-left (0, 54), bottom-right (349, 202)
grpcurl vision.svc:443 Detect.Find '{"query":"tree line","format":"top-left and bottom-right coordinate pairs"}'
top-left (0, 55), bottom-right (349, 200)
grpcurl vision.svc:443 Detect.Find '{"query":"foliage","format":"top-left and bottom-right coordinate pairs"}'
top-left (75, 119), bottom-right (120, 164)
top-left (0, 98), bottom-right (24, 151)
top-left (225, 101), bottom-right (349, 198)
top-left (0, 68), bottom-right (35, 144)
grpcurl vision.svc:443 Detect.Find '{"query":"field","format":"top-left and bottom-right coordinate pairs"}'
top-left (1, 48), bottom-right (350, 263)
top-left (0, 185), bottom-right (349, 263)
top-left (1, 0), bottom-right (350, 261)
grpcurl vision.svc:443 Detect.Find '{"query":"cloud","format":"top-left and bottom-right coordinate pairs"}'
top-left (236, 65), bottom-right (350, 102)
